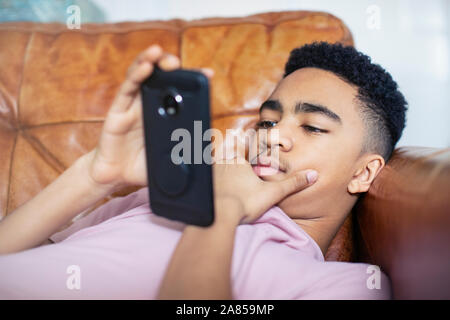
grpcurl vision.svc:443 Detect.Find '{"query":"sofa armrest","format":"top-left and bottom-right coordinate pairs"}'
top-left (354, 146), bottom-right (450, 299)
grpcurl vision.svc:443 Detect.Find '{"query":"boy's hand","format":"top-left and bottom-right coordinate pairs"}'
top-left (213, 156), bottom-right (318, 225)
top-left (86, 45), bottom-right (213, 190)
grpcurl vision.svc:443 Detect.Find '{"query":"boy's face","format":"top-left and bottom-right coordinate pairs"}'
top-left (250, 67), bottom-right (369, 219)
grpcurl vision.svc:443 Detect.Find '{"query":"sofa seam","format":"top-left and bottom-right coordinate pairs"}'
top-left (20, 119), bottom-right (105, 130)
top-left (16, 31), bottom-right (33, 127)
top-left (4, 30), bottom-right (33, 216)
top-left (5, 132), bottom-right (18, 216)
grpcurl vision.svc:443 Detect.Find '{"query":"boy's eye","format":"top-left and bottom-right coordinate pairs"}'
top-left (256, 120), bottom-right (277, 129)
top-left (302, 125), bottom-right (327, 133)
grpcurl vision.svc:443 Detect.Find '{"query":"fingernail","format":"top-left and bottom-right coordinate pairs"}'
top-left (149, 45), bottom-right (161, 54)
top-left (306, 170), bottom-right (318, 184)
top-left (202, 68), bottom-right (214, 77)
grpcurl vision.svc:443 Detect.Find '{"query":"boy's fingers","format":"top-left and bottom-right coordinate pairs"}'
top-left (139, 44), bottom-right (163, 63)
top-left (266, 170), bottom-right (318, 204)
top-left (158, 53), bottom-right (181, 70)
top-left (124, 45), bottom-right (162, 80)
top-left (122, 52), bottom-right (180, 100)
top-left (110, 45), bottom-right (163, 112)
top-left (111, 47), bottom-right (180, 113)
top-left (111, 61), bottom-right (153, 112)
top-left (199, 68), bottom-right (214, 79)
top-left (125, 45), bottom-right (180, 82)
top-left (130, 45), bottom-right (163, 72)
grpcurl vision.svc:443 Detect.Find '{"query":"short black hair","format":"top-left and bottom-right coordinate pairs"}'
top-left (284, 42), bottom-right (407, 161)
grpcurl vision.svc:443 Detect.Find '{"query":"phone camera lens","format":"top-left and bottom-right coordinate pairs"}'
top-left (162, 93), bottom-right (182, 116)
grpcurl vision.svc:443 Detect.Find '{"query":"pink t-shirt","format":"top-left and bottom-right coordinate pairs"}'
top-left (0, 187), bottom-right (391, 299)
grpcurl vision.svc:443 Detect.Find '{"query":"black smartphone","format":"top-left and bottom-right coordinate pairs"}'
top-left (140, 66), bottom-right (214, 227)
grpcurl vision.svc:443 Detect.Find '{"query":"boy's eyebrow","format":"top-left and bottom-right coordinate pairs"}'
top-left (259, 99), bottom-right (342, 124)
top-left (295, 102), bottom-right (342, 123)
top-left (259, 100), bottom-right (283, 114)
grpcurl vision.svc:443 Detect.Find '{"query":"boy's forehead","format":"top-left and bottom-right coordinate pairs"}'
top-left (270, 67), bottom-right (359, 116)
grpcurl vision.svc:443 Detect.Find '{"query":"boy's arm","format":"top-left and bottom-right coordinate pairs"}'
top-left (0, 150), bottom-right (117, 255)
top-left (157, 199), bottom-right (242, 300)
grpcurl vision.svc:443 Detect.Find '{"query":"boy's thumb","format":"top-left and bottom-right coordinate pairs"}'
top-left (268, 170), bottom-right (318, 202)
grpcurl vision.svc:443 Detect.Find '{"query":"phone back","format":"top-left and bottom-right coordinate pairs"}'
top-left (141, 67), bottom-right (214, 227)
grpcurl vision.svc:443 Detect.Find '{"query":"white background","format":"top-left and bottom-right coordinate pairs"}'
top-left (91, 0), bottom-right (450, 149)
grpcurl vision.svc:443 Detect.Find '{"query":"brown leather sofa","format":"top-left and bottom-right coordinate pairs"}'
top-left (0, 11), bottom-right (449, 299)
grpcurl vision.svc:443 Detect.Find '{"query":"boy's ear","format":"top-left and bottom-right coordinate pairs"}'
top-left (347, 154), bottom-right (385, 194)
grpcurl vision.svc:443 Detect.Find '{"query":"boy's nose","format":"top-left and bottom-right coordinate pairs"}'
top-left (264, 127), bottom-right (293, 153)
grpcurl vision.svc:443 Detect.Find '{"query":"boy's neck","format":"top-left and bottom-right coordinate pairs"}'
top-left (292, 211), bottom-right (351, 257)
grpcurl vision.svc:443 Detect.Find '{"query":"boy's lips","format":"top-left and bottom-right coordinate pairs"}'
top-left (252, 165), bottom-right (284, 176)
top-left (251, 157), bottom-right (286, 176)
